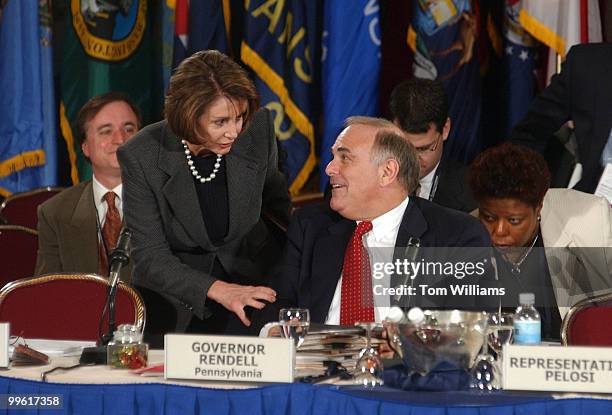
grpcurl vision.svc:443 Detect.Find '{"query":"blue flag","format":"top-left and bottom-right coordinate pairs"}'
top-left (173, 0), bottom-right (228, 68)
top-left (0, 0), bottom-right (57, 197)
top-left (241, 0), bottom-right (320, 195)
top-left (503, 3), bottom-right (537, 137)
top-left (160, 0), bottom-right (175, 94)
top-left (409, 0), bottom-right (482, 164)
top-left (320, 0), bottom-right (381, 191)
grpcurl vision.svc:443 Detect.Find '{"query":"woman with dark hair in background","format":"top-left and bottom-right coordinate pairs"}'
top-left (118, 50), bottom-right (290, 342)
top-left (469, 142), bottom-right (612, 341)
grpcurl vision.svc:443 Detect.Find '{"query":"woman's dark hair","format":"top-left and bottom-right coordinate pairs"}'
top-left (165, 50), bottom-right (259, 142)
top-left (468, 142), bottom-right (551, 208)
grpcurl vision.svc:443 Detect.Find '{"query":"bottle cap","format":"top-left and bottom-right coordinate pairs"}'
top-left (519, 292), bottom-right (535, 305)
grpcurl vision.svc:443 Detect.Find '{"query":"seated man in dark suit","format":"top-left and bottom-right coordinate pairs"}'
top-left (389, 78), bottom-right (477, 212)
top-left (35, 92), bottom-right (140, 280)
top-left (510, 43), bottom-right (612, 194)
top-left (277, 117), bottom-right (491, 324)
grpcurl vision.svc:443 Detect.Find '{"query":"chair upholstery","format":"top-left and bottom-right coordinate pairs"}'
top-left (0, 273), bottom-right (145, 341)
top-left (0, 187), bottom-right (64, 229)
top-left (0, 225), bottom-right (38, 287)
top-left (561, 292), bottom-right (612, 346)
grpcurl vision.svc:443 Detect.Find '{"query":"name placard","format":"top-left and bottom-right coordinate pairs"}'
top-left (165, 334), bottom-right (294, 383)
top-left (503, 344), bottom-right (612, 393)
top-left (0, 323), bottom-right (8, 368)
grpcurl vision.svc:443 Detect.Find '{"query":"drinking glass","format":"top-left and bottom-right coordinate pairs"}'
top-left (353, 322), bottom-right (384, 387)
top-left (470, 317), bottom-right (501, 391)
top-left (487, 313), bottom-right (514, 363)
top-left (279, 308), bottom-right (310, 349)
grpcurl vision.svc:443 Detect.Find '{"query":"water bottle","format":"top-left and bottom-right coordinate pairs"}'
top-left (513, 293), bottom-right (541, 344)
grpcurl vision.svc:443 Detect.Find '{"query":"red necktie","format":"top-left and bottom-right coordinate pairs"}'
top-left (340, 221), bottom-right (374, 325)
top-left (98, 191), bottom-right (122, 276)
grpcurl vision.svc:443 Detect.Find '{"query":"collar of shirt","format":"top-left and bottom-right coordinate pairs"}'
top-left (360, 196), bottom-right (410, 248)
top-left (325, 197), bottom-right (411, 325)
top-left (92, 175), bottom-right (123, 225)
top-left (418, 161), bottom-right (440, 199)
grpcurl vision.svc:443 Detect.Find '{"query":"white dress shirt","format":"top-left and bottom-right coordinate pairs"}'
top-left (418, 161), bottom-right (440, 200)
top-left (92, 175), bottom-right (123, 227)
top-left (325, 197), bottom-right (410, 324)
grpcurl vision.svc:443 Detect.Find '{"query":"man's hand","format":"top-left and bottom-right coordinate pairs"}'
top-left (207, 280), bottom-right (276, 326)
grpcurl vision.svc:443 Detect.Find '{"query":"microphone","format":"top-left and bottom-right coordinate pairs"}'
top-left (490, 255), bottom-right (503, 316)
top-left (108, 228), bottom-right (132, 289)
top-left (393, 237), bottom-right (421, 306)
top-left (80, 228), bottom-right (132, 365)
top-left (105, 228), bottom-right (132, 342)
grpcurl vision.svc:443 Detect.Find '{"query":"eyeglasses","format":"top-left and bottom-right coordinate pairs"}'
top-left (414, 134), bottom-right (442, 154)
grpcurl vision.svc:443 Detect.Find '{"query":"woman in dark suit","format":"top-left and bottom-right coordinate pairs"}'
top-left (117, 51), bottom-right (290, 340)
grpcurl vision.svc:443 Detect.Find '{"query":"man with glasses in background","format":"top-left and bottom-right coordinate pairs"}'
top-left (390, 78), bottom-right (477, 212)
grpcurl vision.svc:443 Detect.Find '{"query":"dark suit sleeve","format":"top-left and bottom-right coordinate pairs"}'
top-left (118, 142), bottom-right (213, 320)
top-left (261, 109), bottom-right (291, 225)
top-left (509, 47), bottom-right (574, 152)
top-left (275, 211), bottom-right (306, 309)
top-left (35, 203), bottom-right (62, 275)
top-left (460, 218), bottom-right (492, 247)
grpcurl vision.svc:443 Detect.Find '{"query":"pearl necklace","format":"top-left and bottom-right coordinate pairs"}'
top-left (181, 140), bottom-right (222, 183)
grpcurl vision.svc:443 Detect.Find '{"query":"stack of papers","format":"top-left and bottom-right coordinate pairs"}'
top-left (266, 324), bottom-right (387, 378)
top-left (9, 338), bottom-right (96, 358)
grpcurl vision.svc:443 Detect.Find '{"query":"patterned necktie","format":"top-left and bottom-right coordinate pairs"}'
top-left (340, 221), bottom-right (374, 325)
top-left (98, 191), bottom-right (122, 276)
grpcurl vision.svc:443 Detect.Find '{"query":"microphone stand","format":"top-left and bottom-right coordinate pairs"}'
top-left (80, 229), bottom-right (131, 365)
top-left (100, 247), bottom-right (129, 346)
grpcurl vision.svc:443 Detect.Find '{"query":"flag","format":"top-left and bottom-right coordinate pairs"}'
top-left (0, 0), bottom-right (57, 197)
top-left (172, 0), bottom-right (229, 67)
top-left (241, 0), bottom-right (321, 195)
top-left (519, 0), bottom-right (602, 58)
top-left (408, 0), bottom-right (482, 164)
top-left (161, 0), bottom-right (176, 94)
top-left (502, 1), bottom-right (538, 136)
top-left (320, 0), bottom-right (381, 191)
top-left (60, 0), bottom-right (154, 184)
top-left (519, 0), bottom-right (602, 81)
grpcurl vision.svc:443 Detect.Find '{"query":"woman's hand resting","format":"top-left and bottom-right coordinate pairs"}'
top-left (207, 280), bottom-right (276, 326)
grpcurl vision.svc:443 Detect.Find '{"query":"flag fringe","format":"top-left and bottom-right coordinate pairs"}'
top-left (0, 150), bottom-right (46, 179)
top-left (519, 9), bottom-right (566, 57)
top-left (59, 102), bottom-right (80, 185)
top-left (240, 41), bottom-right (316, 195)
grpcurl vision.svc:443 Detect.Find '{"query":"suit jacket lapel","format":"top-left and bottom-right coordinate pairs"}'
top-left (395, 199), bottom-right (428, 249)
top-left (224, 128), bottom-right (259, 242)
top-left (158, 125), bottom-right (213, 250)
top-left (65, 182), bottom-right (98, 272)
top-left (310, 218), bottom-right (355, 322)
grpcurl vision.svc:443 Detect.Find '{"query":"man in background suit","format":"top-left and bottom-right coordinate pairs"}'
top-left (510, 43), bottom-right (612, 193)
top-left (389, 78), bottom-right (477, 212)
top-left (277, 117), bottom-right (491, 324)
top-left (35, 92), bottom-right (140, 280)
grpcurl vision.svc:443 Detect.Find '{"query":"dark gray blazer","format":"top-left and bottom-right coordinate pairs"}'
top-left (117, 109), bottom-right (290, 333)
